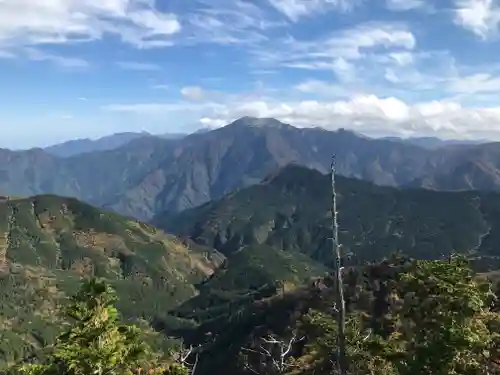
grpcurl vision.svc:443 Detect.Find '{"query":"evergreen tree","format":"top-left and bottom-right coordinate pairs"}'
top-left (16, 278), bottom-right (162, 375)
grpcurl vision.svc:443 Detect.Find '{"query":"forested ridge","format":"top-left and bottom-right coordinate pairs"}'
top-left (4, 165), bottom-right (500, 374)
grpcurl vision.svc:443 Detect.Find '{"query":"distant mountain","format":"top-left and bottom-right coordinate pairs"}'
top-left (3, 116), bottom-right (500, 220)
top-left (43, 132), bottom-right (152, 157)
top-left (99, 117), bottom-right (435, 219)
top-left (407, 142), bottom-right (500, 191)
top-left (43, 131), bottom-right (187, 157)
top-left (155, 164), bottom-right (500, 271)
top-left (0, 194), bottom-right (223, 367)
top-left (382, 135), bottom-right (486, 149)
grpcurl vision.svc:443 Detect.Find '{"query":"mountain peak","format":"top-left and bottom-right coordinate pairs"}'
top-left (227, 116), bottom-right (292, 129)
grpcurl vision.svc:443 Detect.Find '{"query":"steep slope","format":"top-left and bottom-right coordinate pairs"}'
top-left (0, 117), bottom-right (435, 220)
top-left (168, 244), bottom-right (328, 327)
top-left (0, 195), bottom-right (223, 368)
top-left (155, 165), bottom-right (500, 270)
top-left (0, 149), bottom-right (73, 198)
top-left (43, 132), bottom-right (187, 157)
top-left (4, 117), bottom-right (500, 220)
top-left (409, 142), bottom-right (500, 191)
top-left (43, 132), bottom-right (152, 157)
top-left (101, 117), bottom-right (435, 219)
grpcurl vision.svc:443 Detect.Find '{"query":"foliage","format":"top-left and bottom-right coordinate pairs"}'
top-left (158, 165), bottom-right (500, 271)
top-left (298, 309), bottom-right (396, 375)
top-left (164, 363), bottom-right (189, 375)
top-left (179, 256), bottom-right (500, 375)
top-left (0, 195), bottom-right (222, 368)
top-left (380, 256), bottom-right (500, 375)
top-left (14, 278), bottom-right (163, 375)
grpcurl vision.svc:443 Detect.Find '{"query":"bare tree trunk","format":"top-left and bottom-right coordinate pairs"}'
top-left (331, 155), bottom-right (347, 375)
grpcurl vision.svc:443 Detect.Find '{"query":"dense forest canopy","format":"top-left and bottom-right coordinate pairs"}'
top-left (5, 255), bottom-right (500, 375)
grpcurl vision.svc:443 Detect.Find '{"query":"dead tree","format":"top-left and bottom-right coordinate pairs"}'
top-left (242, 331), bottom-right (304, 374)
top-left (172, 342), bottom-right (200, 375)
top-left (331, 155), bottom-right (347, 375)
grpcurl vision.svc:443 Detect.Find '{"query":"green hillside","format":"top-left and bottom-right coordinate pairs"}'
top-left (155, 164), bottom-right (500, 270)
top-left (0, 195), bottom-right (224, 368)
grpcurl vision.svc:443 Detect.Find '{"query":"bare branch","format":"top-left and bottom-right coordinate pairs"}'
top-left (174, 342), bottom-right (202, 375)
top-left (242, 331), bottom-right (304, 373)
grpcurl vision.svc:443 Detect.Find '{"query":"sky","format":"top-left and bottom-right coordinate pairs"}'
top-left (2, 0), bottom-right (500, 148)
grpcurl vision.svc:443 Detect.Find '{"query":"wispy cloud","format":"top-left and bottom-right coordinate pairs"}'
top-left (454, 0), bottom-right (500, 39)
top-left (252, 22), bottom-right (416, 71)
top-left (385, 0), bottom-right (426, 11)
top-left (446, 72), bottom-right (500, 94)
top-left (183, 0), bottom-right (285, 46)
top-left (23, 48), bottom-right (90, 69)
top-left (102, 101), bottom-right (220, 115)
top-left (116, 61), bottom-right (162, 71)
top-left (152, 84), bottom-right (170, 90)
top-left (0, 50), bottom-right (15, 59)
top-left (267, 0), bottom-right (360, 21)
top-left (0, 0), bottom-right (181, 50)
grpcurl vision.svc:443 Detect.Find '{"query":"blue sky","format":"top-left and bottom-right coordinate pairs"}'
top-left (2, 0), bottom-right (500, 149)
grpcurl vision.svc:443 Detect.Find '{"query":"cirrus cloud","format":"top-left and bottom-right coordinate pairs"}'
top-left (0, 0), bottom-right (181, 50)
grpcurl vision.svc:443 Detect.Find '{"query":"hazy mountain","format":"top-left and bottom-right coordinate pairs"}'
top-left (43, 131), bottom-right (187, 157)
top-left (382, 135), bottom-right (486, 149)
top-left (3, 117), bottom-right (500, 220)
top-left (100, 117), bottom-right (435, 219)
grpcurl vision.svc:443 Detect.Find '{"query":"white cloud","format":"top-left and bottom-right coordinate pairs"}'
top-left (152, 84), bottom-right (169, 90)
top-left (332, 57), bottom-right (355, 81)
top-left (116, 61), bottom-right (162, 71)
top-left (180, 86), bottom-right (206, 101)
top-left (386, 0), bottom-right (426, 11)
top-left (0, 0), bottom-right (181, 50)
top-left (454, 0), bottom-right (500, 39)
top-left (253, 23), bottom-right (416, 71)
top-left (294, 79), bottom-right (349, 97)
top-left (267, 0), bottom-right (360, 21)
top-left (23, 47), bottom-right (90, 68)
top-left (388, 52), bottom-right (414, 65)
top-left (446, 73), bottom-right (500, 94)
top-left (0, 50), bottom-right (15, 59)
top-left (102, 94), bottom-right (500, 139)
top-left (183, 0), bottom-right (285, 46)
top-left (103, 103), bottom-right (186, 115)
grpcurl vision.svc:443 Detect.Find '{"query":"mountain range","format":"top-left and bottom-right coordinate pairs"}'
top-left (2, 116), bottom-right (500, 222)
top-left (42, 131), bottom-right (187, 157)
top-left (5, 164), bottom-right (500, 369)
top-left (381, 136), bottom-right (486, 149)
top-left (4, 116), bottom-right (500, 372)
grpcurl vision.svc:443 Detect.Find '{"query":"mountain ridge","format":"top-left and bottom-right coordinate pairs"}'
top-left (155, 164), bottom-right (500, 271)
top-left (3, 117), bottom-right (500, 220)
